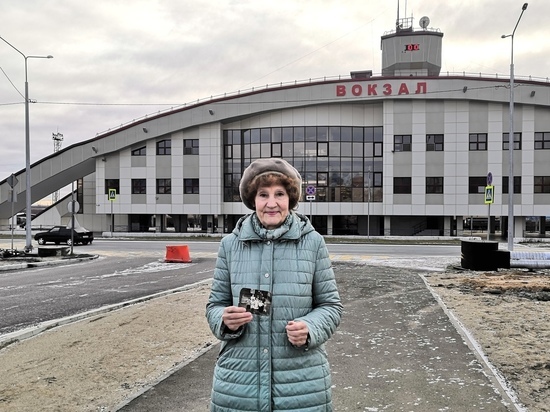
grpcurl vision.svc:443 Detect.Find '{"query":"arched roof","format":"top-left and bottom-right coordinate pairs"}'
top-left (1, 74), bottom-right (549, 219)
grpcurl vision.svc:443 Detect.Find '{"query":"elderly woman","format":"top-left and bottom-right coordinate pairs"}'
top-left (206, 158), bottom-right (343, 411)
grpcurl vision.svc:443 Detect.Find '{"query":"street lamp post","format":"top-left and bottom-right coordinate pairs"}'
top-left (0, 36), bottom-right (53, 252)
top-left (501, 3), bottom-right (528, 252)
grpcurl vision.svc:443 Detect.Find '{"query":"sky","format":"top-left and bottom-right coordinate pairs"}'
top-left (1, 0), bottom-right (548, 199)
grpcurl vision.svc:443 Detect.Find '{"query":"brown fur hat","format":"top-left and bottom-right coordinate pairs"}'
top-left (239, 158), bottom-right (302, 210)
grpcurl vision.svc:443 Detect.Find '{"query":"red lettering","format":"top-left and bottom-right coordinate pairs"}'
top-left (367, 84), bottom-right (378, 95)
top-left (415, 82), bottom-right (427, 94)
top-left (335, 82), bottom-right (423, 97)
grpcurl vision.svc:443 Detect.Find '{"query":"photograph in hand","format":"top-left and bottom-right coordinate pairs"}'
top-left (238, 288), bottom-right (272, 316)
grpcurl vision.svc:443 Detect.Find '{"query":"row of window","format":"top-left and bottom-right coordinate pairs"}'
top-left (130, 132), bottom-right (550, 157)
top-left (104, 175), bottom-right (550, 201)
top-left (223, 127), bottom-right (385, 203)
top-left (105, 179), bottom-right (199, 195)
top-left (224, 126), bottom-right (384, 144)
top-left (131, 139), bottom-right (199, 156)
top-left (394, 176), bottom-right (550, 194)
top-left (394, 132), bottom-right (550, 152)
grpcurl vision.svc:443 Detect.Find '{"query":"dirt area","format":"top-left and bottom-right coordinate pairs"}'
top-left (0, 283), bottom-right (216, 412)
top-left (424, 267), bottom-right (550, 412)
top-left (0, 262), bottom-right (549, 412)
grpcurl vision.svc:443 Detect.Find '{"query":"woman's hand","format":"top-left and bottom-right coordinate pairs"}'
top-left (286, 320), bottom-right (309, 347)
top-left (222, 306), bottom-right (253, 331)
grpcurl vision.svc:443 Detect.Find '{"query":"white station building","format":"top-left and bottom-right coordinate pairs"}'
top-left (1, 16), bottom-right (550, 238)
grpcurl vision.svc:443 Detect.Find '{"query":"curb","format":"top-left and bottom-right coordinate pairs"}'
top-left (0, 278), bottom-right (212, 350)
top-left (420, 273), bottom-right (526, 412)
top-left (0, 254), bottom-right (98, 272)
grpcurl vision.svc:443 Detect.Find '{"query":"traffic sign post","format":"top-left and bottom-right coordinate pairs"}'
top-left (7, 174), bottom-right (19, 251)
top-left (485, 183), bottom-right (494, 240)
top-left (484, 186), bottom-right (494, 204)
top-left (305, 186), bottom-right (316, 222)
top-left (108, 189), bottom-right (117, 237)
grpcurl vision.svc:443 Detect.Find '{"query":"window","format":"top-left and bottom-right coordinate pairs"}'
top-left (184, 139), bottom-right (199, 155)
top-left (394, 177), bottom-right (411, 194)
top-left (104, 179), bottom-right (119, 195)
top-left (503, 132), bottom-right (522, 150)
top-left (426, 134), bottom-right (444, 151)
top-left (156, 179), bottom-right (171, 194)
top-left (426, 177), bottom-right (444, 194)
top-left (156, 139), bottom-right (171, 155)
top-left (502, 176), bottom-right (522, 194)
top-left (534, 176), bottom-right (550, 193)
top-left (393, 135), bottom-right (411, 152)
top-left (271, 143), bottom-right (282, 157)
top-left (535, 132), bottom-right (550, 150)
top-left (469, 133), bottom-right (487, 151)
top-left (131, 146), bottom-right (146, 156)
top-left (468, 177), bottom-right (487, 194)
top-left (224, 144), bottom-right (233, 159)
top-left (184, 178), bottom-right (200, 194)
top-left (76, 178), bottom-right (84, 214)
top-left (131, 179), bottom-right (146, 194)
top-left (223, 126), bottom-right (384, 203)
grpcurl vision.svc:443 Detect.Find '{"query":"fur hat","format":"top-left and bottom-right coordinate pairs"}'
top-left (239, 158), bottom-right (302, 210)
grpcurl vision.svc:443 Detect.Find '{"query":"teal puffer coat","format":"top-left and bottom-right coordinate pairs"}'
top-left (206, 212), bottom-right (343, 411)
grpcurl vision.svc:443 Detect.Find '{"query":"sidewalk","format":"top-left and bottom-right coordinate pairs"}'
top-left (116, 262), bottom-right (519, 412)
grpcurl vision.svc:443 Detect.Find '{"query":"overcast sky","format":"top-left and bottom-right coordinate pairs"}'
top-left (1, 0), bottom-right (548, 194)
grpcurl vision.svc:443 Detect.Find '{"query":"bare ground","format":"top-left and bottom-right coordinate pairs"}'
top-left (0, 264), bottom-right (549, 412)
top-left (424, 267), bottom-right (550, 412)
top-left (0, 283), bottom-right (215, 412)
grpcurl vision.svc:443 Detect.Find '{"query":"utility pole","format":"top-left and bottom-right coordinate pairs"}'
top-left (52, 132), bottom-right (63, 203)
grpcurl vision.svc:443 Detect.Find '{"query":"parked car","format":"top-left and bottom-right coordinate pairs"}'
top-left (34, 226), bottom-right (94, 246)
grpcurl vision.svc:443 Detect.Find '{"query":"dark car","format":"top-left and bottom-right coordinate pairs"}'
top-left (34, 226), bottom-right (94, 246)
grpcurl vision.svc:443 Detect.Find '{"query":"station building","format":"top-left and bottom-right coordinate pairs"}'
top-left (1, 16), bottom-right (550, 237)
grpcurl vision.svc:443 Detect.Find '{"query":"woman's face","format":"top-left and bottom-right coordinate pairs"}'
top-left (254, 184), bottom-right (290, 229)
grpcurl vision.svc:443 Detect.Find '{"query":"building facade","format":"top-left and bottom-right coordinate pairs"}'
top-left (3, 18), bottom-right (550, 238)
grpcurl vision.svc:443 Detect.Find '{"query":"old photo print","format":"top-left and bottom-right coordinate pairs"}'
top-left (239, 288), bottom-right (272, 316)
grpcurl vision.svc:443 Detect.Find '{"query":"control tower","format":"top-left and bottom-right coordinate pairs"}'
top-left (381, 15), bottom-right (443, 77)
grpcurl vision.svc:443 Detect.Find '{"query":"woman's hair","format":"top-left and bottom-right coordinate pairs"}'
top-left (241, 172), bottom-right (301, 210)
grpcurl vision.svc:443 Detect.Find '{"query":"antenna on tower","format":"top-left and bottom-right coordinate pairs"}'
top-left (52, 131), bottom-right (64, 203)
top-left (396, 0), bottom-right (400, 29)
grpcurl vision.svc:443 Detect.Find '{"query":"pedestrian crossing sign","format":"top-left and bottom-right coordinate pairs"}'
top-left (108, 188), bottom-right (117, 201)
top-left (484, 185), bottom-right (494, 204)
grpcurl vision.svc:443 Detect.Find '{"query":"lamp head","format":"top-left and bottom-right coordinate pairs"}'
top-left (47, 55), bottom-right (53, 59)
top-left (522, 3), bottom-right (528, 11)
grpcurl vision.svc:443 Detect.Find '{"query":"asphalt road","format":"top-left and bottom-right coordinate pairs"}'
top-left (1, 238), bottom-right (520, 411)
top-left (0, 247), bottom-right (216, 335)
top-left (118, 261), bottom-right (513, 412)
top-left (0, 239), bottom-right (461, 336)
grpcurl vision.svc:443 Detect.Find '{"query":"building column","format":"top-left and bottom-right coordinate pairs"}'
top-left (444, 216), bottom-right (451, 236)
top-left (327, 215), bottom-right (333, 235)
top-left (384, 216), bottom-right (391, 236)
top-left (514, 216), bottom-right (525, 239)
top-left (456, 216), bottom-right (464, 236)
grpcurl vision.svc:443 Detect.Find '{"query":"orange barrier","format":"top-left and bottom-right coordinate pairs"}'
top-left (165, 245), bottom-right (192, 263)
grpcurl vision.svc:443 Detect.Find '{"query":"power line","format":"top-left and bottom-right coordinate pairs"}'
top-left (0, 66), bottom-right (24, 99)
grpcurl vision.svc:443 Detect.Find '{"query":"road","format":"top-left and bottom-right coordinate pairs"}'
top-left (0, 239), bottom-right (461, 336)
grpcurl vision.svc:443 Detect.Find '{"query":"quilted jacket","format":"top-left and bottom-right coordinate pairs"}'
top-left (206, 212), bottom-right (343, 411)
